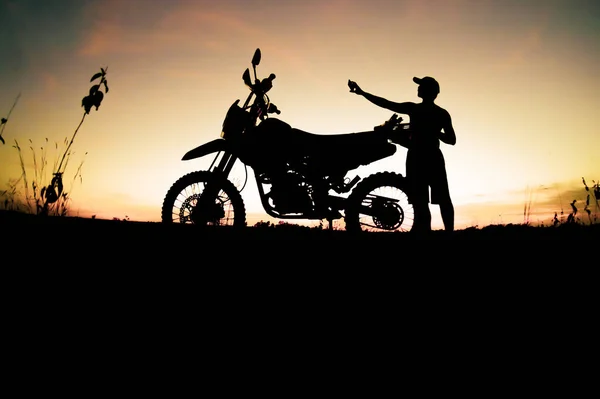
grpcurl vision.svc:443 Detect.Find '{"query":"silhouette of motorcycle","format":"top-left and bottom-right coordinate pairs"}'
top-left (161, 48), bottom-right (415, 232)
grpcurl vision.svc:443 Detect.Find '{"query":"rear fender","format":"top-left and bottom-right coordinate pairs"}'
top-left (182, 138), bottom-right (230, 160)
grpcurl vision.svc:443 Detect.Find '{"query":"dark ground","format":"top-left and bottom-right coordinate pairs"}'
top-left (2, 209), bottom-right (596, 339)
top-left (3, 209), bottom-right (598, 256)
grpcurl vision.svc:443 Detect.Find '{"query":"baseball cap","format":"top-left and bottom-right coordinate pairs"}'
top-left (413, 76), bottom-right (440, 94)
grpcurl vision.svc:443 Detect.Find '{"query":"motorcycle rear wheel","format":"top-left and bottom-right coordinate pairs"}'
top-left (344, 172), bottom-right (414, 233)
top-left (161, 171), bottom-right (246, 227)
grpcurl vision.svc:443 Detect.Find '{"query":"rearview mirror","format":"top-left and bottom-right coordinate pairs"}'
top-left (252, 48), bottom-right (261, 66)
top-left (242, 68), bottom-right (252, 87)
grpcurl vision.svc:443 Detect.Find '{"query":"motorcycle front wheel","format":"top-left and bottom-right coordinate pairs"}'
top-left (344, 172), bottom-right (414, 233)
top-left (161, 171), bottom-right (246, 227)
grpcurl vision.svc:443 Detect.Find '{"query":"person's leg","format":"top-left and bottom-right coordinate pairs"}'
top-left (407, 183), bottom-right (431, 233)
top-left (406, 151), bottom-right (432, 233)
top-left (439, 200), bottom-right (454, 232)
top-left (413, 202), bottom-right (432, 233)
top-left (430, 150), bottom-right (453, 232)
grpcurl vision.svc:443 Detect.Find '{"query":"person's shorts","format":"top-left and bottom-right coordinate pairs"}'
top-left (406, 149), bottom-right (451, 205)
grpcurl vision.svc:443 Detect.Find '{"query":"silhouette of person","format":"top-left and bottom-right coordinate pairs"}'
top-left (348, 77), bottom-right (456, 233)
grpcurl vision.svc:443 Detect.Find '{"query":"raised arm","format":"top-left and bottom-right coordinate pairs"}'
top-left (362, 92), bottom-right (414, 114)
top-left (349, 80), bottom-right (414, 115)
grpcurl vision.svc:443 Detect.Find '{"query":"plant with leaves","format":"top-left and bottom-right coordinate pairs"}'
top-left (38, 67), bottom-right (109, 215)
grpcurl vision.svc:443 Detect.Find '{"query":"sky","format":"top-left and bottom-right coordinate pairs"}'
top-left (1, 0), bottom-right (599, 229)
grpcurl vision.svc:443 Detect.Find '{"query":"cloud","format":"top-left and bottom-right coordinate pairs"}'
top-left (75, 0), bottom-right (328, 84)
top-left (78, 0), bottom-right (162, 57)
top-left (77, 0), bottom-right (267, 58)
top-left (499, 27), bottom-right (544, 71)
top-left (79, 22), bottom-right (144, 57)
top-left (41, 72), bottom-right (60, 94)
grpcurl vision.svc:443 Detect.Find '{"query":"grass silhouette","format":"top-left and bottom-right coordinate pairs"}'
top-left (556, 177), bottom-right (599, 226)
top-left (4, 138), bottom-right (87, 216)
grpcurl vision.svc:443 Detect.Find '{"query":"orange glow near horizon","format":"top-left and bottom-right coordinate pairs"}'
top-left (1, 0), bottom-right (598, 230)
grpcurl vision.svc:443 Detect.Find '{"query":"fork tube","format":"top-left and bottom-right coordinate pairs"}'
top-left (198, 152), bottom-right (238, 216)
top-left (208, 151), bottom-right (221, 171)
top-left (213, 151), bottom-right (238, 177)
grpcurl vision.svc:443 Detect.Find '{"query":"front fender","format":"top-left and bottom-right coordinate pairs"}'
top-left (182, 138), bottom-right (231, 161)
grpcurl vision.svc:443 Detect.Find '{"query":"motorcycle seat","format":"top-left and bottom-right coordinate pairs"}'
top-left (290, 128), bottom-right (385, 151)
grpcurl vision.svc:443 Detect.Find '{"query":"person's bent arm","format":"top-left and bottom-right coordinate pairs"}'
top-left (439, 113), bottom-right (456, 145)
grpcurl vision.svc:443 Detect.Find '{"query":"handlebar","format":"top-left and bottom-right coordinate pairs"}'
top-left (260, 73), bottom-right (276, 93)
top-left (374, 113), bottom-right (404, 131)
top-left (267, 103), bottom-right (280, 115)
top-left (387, 113), bottom-right (401, 125)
